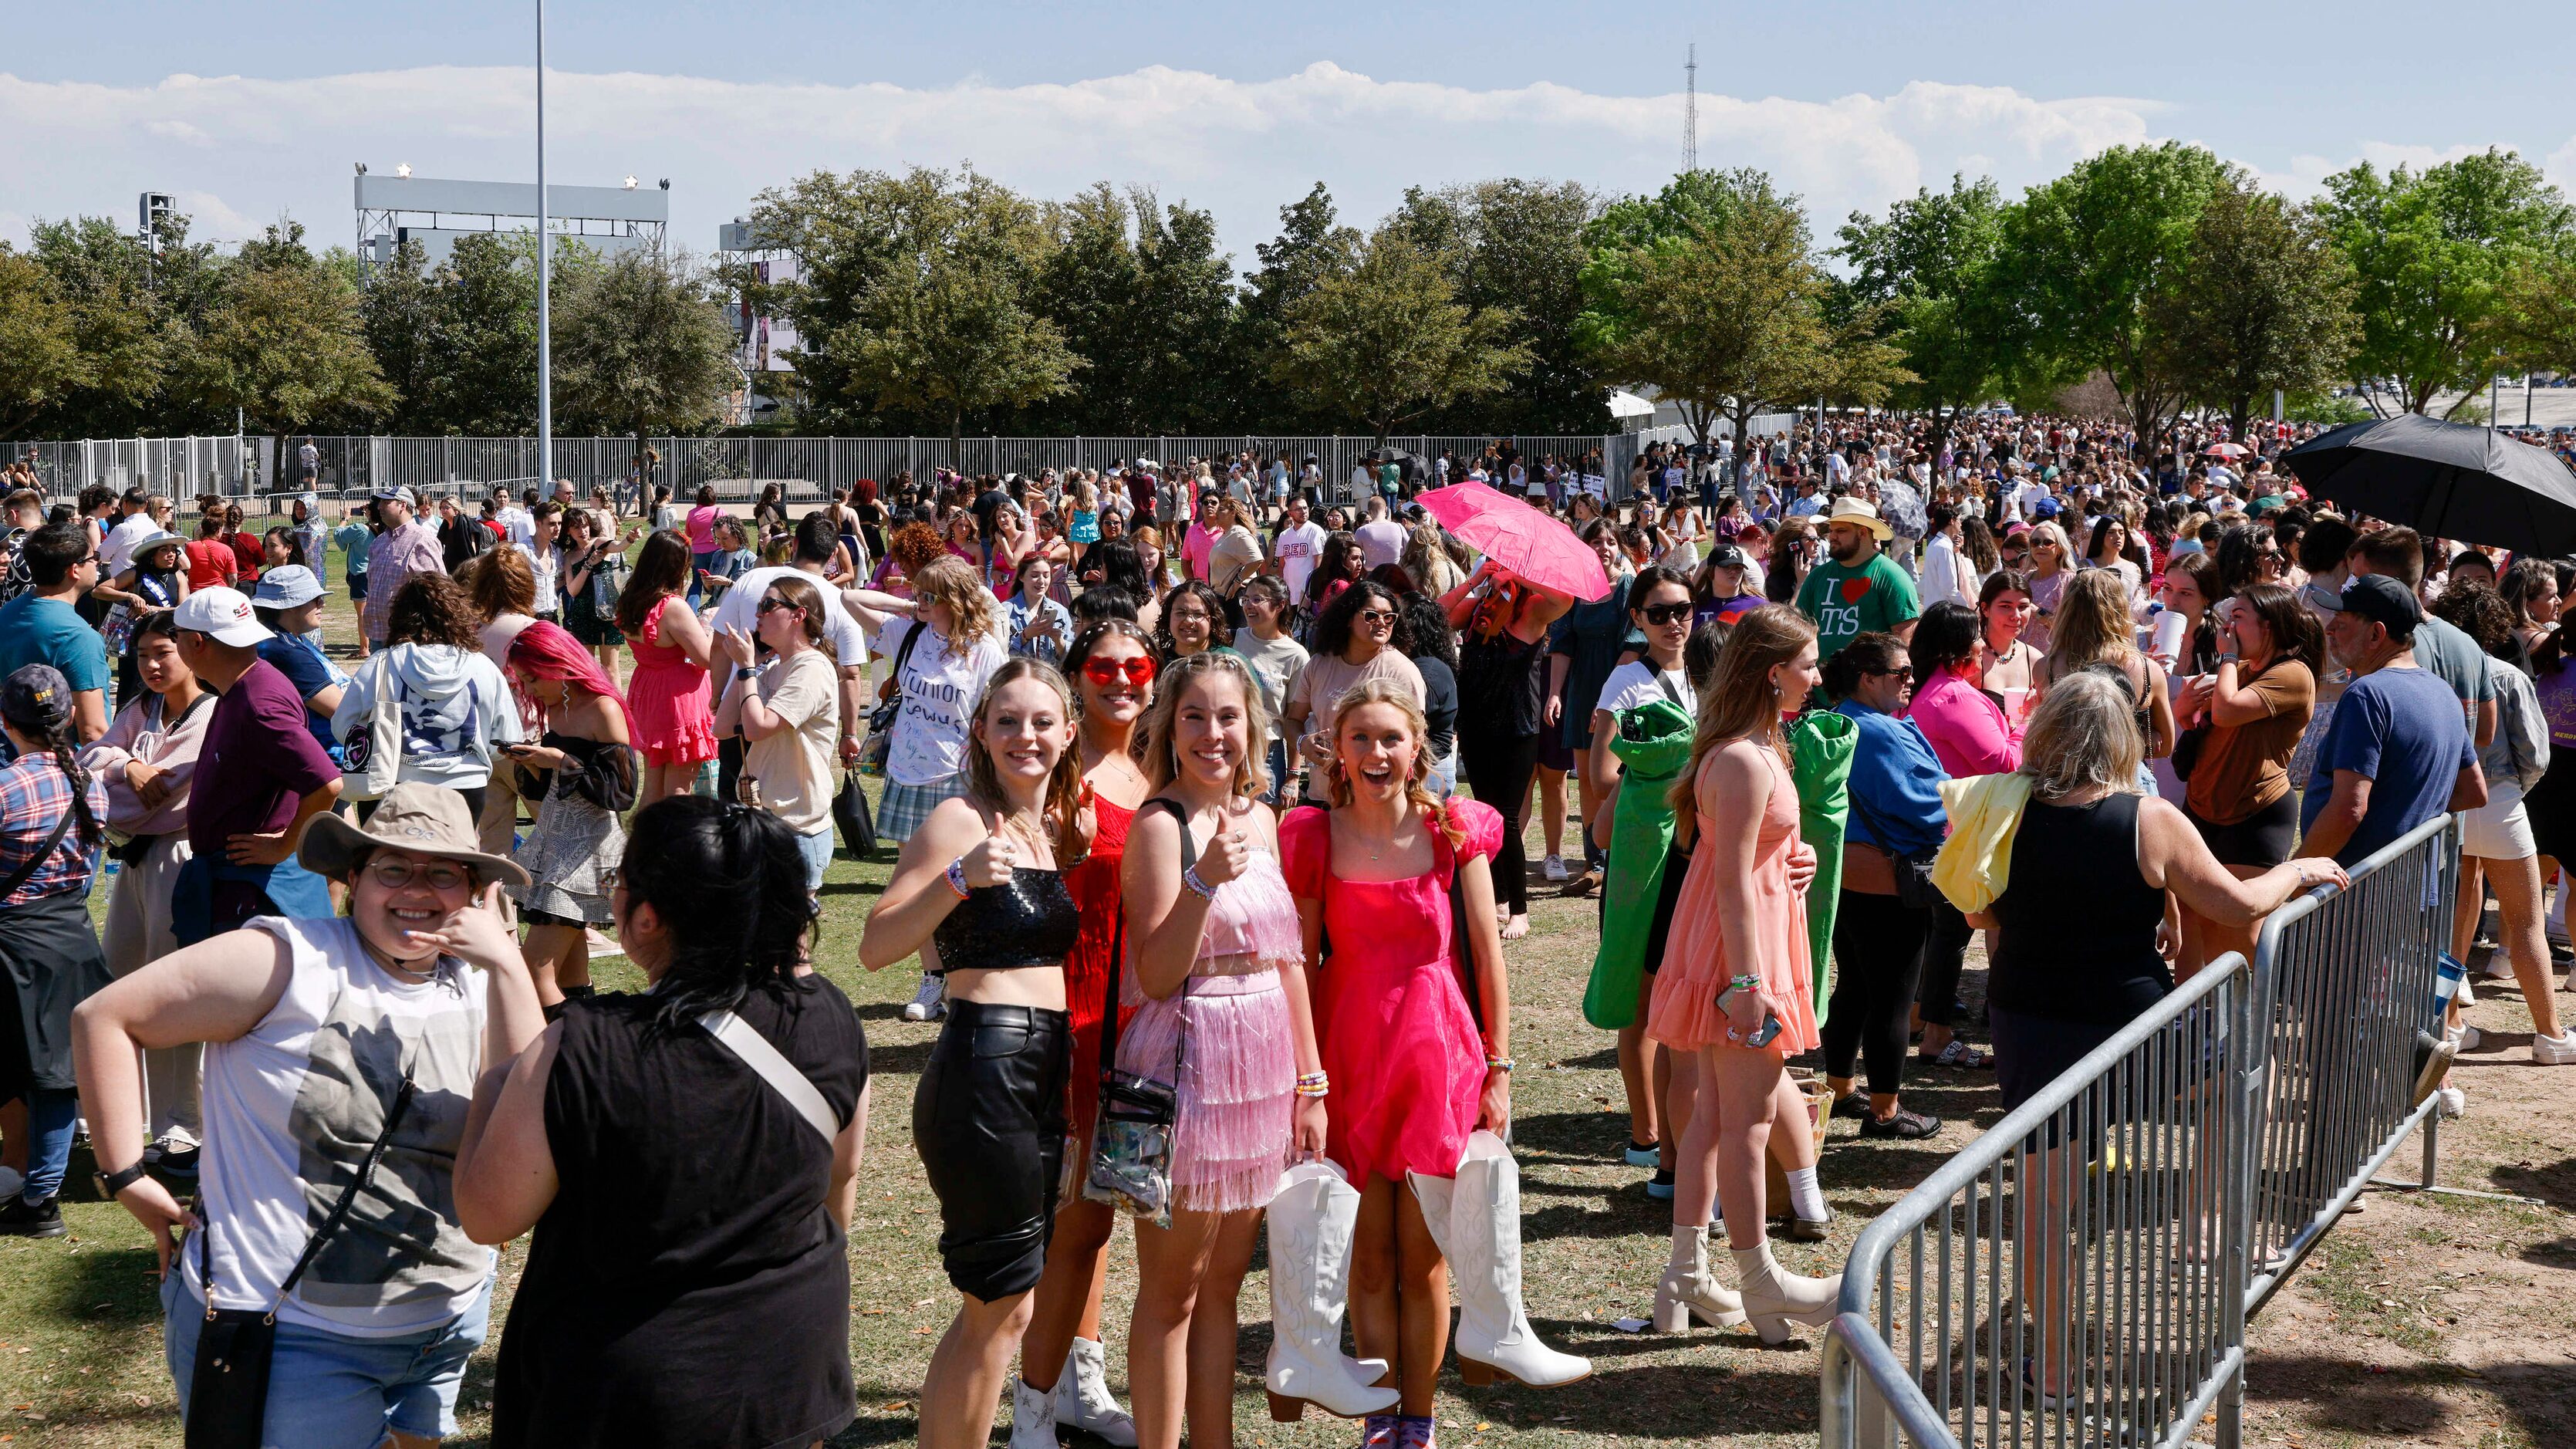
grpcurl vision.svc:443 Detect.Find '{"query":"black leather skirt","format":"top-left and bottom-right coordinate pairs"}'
top-left (912, 1001), bottom-right (1071, 1302)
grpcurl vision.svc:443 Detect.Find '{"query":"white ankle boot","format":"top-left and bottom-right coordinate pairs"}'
top-left (1652, 1224), bottom-right (1746, 1332)
top-left (1412, 1131), bottom-right (1591, 1388)
top-left (1265, 1161), bottom-right (1402, 1420)
top-left (1009, 1373), bottom-right (1059, 1449)
top-left (1730, 1241), bottom-right (1841, 1346)
top-left (1050, 1336), bottom-right (1137, 1447)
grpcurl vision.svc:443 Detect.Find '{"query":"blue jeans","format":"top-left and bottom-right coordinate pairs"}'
top-left (17, 1087), bottom-right (76, 1203)
top-left (162, 1271), bottom-right (490, 1445)
top-left (1264, 738), bottom-right (1292, 804)
top-left (796, 825), bottom-right (834, 893)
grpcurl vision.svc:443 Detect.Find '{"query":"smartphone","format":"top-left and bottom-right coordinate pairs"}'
top-left (1747, 1013), bottom-right (1785, 1049)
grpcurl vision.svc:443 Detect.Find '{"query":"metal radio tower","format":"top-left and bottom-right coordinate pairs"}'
top-left (1683, 44), bottom-right (1699, 173)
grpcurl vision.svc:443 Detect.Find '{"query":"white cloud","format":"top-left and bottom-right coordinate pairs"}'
top-left (0, 62), bottom-right (2558, 265)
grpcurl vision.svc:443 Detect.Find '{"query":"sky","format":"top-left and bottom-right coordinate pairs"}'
top-left (5, 1), bottom-right (2573, 269)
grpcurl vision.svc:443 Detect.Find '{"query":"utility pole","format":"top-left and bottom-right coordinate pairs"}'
top-left (536, 0), bottom-right (552, 492)
top-left (1682, 45), bottom-right (1699, 174)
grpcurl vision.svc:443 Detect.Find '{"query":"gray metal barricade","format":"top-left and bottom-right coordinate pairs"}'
top-left (1825, 951), bottom-right (2254, 1449)
top-left (1823, 811), bottom-right (2463, 1449)
top-left (2240, 813), bottom-right (2458, 1312)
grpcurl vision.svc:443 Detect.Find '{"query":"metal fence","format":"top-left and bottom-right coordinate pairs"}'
top-left (2, 432), bottom-right (1662, 506)
top-left (1821, 813), bottom-right (2460, 1449)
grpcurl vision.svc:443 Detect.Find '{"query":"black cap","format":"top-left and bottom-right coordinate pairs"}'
top-left (0, 664), bottom-right (72, 735)
top-left (2337, 573), bottom-right (2422, 639)
top-left (1707, 542), bottom-right (1747, 570)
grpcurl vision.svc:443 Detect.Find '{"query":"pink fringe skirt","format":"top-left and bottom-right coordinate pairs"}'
top-left (1116, 967), bottom-right (1294, 1214)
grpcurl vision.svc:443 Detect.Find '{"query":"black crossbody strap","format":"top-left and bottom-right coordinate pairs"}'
top-left (0, 806), bottom-right (77, 904)
top-left (272, 1076), bottom-right (416, 1308)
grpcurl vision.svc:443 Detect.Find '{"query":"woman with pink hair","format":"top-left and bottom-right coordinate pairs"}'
top-left (505, 621), bottom-right (638, 1006)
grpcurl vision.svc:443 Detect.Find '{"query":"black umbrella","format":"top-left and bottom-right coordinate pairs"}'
top-left (2282, 413), bottom-right (2576, 554)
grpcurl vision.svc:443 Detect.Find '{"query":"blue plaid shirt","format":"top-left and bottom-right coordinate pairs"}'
top-left (0, 752), bottom-right (106, 905)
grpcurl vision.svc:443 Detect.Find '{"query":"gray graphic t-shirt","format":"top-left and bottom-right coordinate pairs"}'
top-left (187, 915), bottom-right (494, 1336)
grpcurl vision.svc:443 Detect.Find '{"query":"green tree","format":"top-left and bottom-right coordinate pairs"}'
top-left (2318, 148), bottom-right (2576, 416)
top-left (1237, 184), bottom-right (1362, 430)
top-left (0, 250), bottom-right (86, 437)
top-left (1272, 228), bottom-right (1530, 442)
top-left (1994, 141), bottom-right (2235, 440)
top-left (1578, 171), bottom-right (1906, 461)
top-left (1835, 174), bottom-right (2014, 414)
top-left (2152, 184), bottom-right (2360, 435)
top-left (188, 223), bottom-right (393, 486)
top-left (360, 238), bottom-right (443, 434)
top-left (22, 212), bottom-right (226, 437)
top-left (551, 247), bottom-right (737, 456)
top-left (432, 233), bottom-right (541, 434)
top-left (1025, 186), bottom-right (1238, 434)
top-left (2482, 253), bottom-right (2576, 377)
top-left (1389, 179), bottom-right (1603, 433)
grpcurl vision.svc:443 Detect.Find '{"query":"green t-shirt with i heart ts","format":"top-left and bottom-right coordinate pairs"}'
top-left (1794, 551), bottom-right (1921, 663)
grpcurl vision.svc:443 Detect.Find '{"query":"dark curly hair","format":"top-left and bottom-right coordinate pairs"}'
top-left (383, 573), bottom-right (485, 650)
top-left (1401, 594), bottom-right (1457, 671)
top-left (2430, 580), bottom-right (2518, 663)
top-left (1311, 579), bottom-right (1412, 660)
top-left (1155, 579), bottom-right (1231, 658)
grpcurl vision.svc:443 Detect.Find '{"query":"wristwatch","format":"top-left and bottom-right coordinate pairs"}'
top-left (94, 1159), bottom-right (149, 1200)
top-left (734, 665), bottom-right (759, 682)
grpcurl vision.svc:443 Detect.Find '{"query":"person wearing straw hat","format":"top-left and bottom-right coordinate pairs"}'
top-left (1794, 497), bottom-right (1920, 678)
top-left (96, 526), bottom-right (191, 704)
top-left (73, 782), bottom-right (541, 1440)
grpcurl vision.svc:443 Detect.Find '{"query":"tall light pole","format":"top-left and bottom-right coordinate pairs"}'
top-left (535, 0), bottom-right (552, 489)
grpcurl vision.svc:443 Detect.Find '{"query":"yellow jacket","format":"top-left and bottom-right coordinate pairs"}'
top-left (1932, 772), bottom-right (2033, 915)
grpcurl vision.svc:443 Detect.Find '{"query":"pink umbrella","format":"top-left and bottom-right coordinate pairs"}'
top-left (1416, 482), bottom-right (1614, 601)
top-left (2205, 442), bottom-right (2249, 458)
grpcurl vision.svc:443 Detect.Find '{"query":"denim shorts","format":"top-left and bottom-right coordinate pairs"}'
top-left (797, 824), bottom-right (835, 893)
top-left (162, 1268), bottom-right (491, 1444)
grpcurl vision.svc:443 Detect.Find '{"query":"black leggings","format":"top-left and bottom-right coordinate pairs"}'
top-left (913, 1000), bottom-right (1069, 1302)
top-left (1823, 890), bottom-right (1933, 1096)
top-left (1917, 897), bottom-right (1975, 1028)
top-left (1458, 727), bottom-right (1541, 916)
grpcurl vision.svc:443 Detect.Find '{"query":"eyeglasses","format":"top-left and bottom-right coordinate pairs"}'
top-left (1083, 655), bottom-right (1157, 687)
top-left (1639, 601), bottom-right (1693, 626)
top-left (364, 857), bottom-right (474, 893)
top-left (756, 596), bottom-right (802, 615)
top-left (1356, 609), bottom-right (1396, 627)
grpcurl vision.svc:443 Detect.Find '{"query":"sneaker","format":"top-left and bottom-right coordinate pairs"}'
top-left (0, 1194), bottom-right (66, 1238)
top-left (901, 972), bottom-right (945, 1023)
top-left (2534, 1030), bottom-right (2576, 1065)
top-left (1858, 1108), bottom-right (1943, 1140)
top-left (1624, 1139), bottom-right (1659, 1167)
top-left (2450, 1023), bottom-right (2483, 1052)
top-left (1646, 1169), bottom-right (1675, 1201)
top-left (2436, 1086), bottom-right (2467, 1120)
top-left (1541, 854), bottom-right (1569, 883)
top-left (1831, 1093), bottom-right (1872, 1121)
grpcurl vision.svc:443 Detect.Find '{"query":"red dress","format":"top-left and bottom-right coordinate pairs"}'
top-left (1062, 795), bottom-right (1135, 1136)
top-left (625, 596), bottom-right (717, 768)
top-left (1280, 800), bottom-right (1503, 1186)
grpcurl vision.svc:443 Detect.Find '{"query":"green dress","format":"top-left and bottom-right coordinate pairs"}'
top-left (1582, 697), bottom-right (1696, 1031)
top-left (1785, 708), bottom-right (1857, 1025)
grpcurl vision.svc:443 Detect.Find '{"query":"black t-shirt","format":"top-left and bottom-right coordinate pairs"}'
top-left (492, 978), bottom-right (868, 1448)
top-left (1416, 653), bottom-right (1460, 760)
top-left (1457, 628), bottom-right (1547, 740)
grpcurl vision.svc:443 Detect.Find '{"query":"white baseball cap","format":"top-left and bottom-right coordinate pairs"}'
top-left (172, 586), bottom-right (272, 647)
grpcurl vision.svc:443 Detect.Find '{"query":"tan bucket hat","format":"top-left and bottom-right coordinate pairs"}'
top-left (297, 781), bottom-right (532, 887)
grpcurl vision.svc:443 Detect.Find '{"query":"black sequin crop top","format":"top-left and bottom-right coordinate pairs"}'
top-left (929, 868), bottom-right (1081, 975)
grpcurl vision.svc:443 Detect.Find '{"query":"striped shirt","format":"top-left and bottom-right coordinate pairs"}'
top-left (0, 752), bottom-right (105, 905)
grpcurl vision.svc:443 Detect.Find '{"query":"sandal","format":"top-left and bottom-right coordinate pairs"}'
top-left (1924, 1039), bottom-right (1994, 1069)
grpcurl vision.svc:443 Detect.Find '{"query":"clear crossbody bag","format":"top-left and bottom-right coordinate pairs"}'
top-left (1080, 799), bottom-right (1192, 1228)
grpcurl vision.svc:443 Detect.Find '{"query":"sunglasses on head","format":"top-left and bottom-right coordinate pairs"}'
top-left (1639, 601), bottom-right (1693, 626)
top-left (1083, 655), bottom-right (1157, 687)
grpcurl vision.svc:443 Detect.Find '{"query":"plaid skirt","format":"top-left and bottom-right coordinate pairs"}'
top-left (878, 772), bottom-right (969, 844)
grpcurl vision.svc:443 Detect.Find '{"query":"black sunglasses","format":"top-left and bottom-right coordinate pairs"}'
top-left (757, 596), bottom-right (802, 614)
top-left (1639, 601), bottom-right (1693, 626)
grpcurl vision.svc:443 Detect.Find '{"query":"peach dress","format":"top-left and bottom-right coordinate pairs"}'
top-left (1646, 740), bottom-right (1819, 1055)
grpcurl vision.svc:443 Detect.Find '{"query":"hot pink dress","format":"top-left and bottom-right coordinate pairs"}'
top-left (1646, 742), bottom-right (1819, 1055)
top-left (1115, 804), bottom-right (1300, 1214)
top-left (1280, 800), bottom-right (1501, 1187)
top-left (625, 595), bottom-right (717, 769)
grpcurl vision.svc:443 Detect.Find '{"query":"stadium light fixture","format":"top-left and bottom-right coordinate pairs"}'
top-left (395, 162), bottom-right (412, 178)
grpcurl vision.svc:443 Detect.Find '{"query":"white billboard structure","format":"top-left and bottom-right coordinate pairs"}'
top-left (717, 218), bottom-right (798, 424)
top-left (355, 170), bottom-right (668, 273)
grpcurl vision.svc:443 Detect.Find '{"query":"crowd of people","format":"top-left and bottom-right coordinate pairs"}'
top-left (0, 409), bottom-right (2567, 1447)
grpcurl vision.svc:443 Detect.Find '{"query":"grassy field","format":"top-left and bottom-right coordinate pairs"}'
top-left (5, 510), bottom-right (2574, 1447)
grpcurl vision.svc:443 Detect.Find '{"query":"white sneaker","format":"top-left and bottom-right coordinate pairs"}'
top-left (2534, 1030), bottom-right (2576, 1065)
top-left (2449, 1023), bottom-right (2482, 1052)
top-left (2436, 1086), bottom-right (2467, 1119)
top-left (1541, 854), bottom-right (1569, 883)
top-left (901, 972), bottom-right (945, 1023)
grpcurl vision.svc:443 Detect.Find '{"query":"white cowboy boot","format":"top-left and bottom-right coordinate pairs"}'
top-left (1730, 1241), bottom-right (1842, 1346)
top-left (1651, 1223), bottom-right (1746, 1332)
top-left (1423, 1132), bottom-right (1591, 1388)
top-left (1050, 1337), bottom-right (1138, 1447)
top-left (1265, 1162), bottom-right (1403, 1420)
top-left (1009, 1372), bottom-right (1059, 1449)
